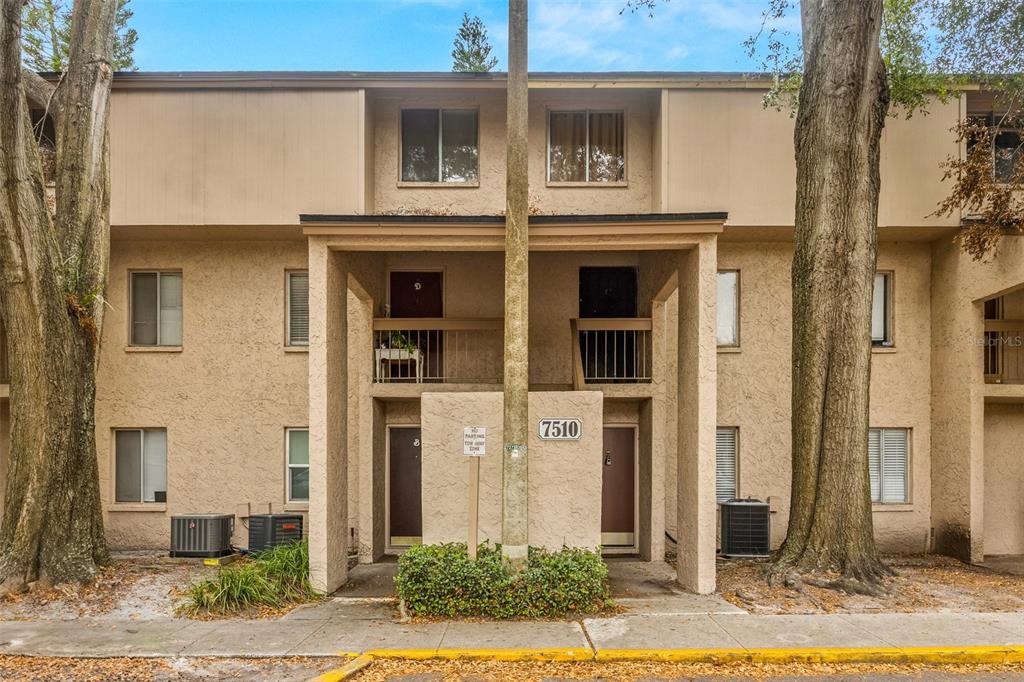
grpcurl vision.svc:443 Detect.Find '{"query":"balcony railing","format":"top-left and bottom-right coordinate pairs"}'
top-left (570, 318), bottom-right (653, 388)
top-left (372, 318), bottom-right (503, 384)
top-left (984, 319), bottom-right (1024, 384)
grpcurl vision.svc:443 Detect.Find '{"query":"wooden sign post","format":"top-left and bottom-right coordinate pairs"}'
top-left (463, 426), bottom-right (487, 559)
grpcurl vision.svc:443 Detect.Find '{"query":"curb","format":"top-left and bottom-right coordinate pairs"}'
top-left (313, 644), bottom-right (1024, 677)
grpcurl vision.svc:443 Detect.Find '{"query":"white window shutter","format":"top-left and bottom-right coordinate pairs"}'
top-left (289, 272), bottom-right (309, 345)
top-left (715, 427), bottom-right (737, 503)
top-left (868, 428), bottom-right (882, 503)
top-left (881, 428), bottom-right (908, 503)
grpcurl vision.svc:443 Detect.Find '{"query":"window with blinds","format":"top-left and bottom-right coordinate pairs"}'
top-left (868, 427), bottom-right (909, 504)
top-left (130, 271), bottom-right (182, 347)
top-left (716, 426), bottom-right (738, 503)
top-left (115, 428), bottom-right (167, 504)
top-left (287, 271), bottom-right (309, 346)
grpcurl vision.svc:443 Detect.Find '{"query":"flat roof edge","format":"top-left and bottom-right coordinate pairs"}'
top-left (300, 212), bottom-right (729, 225)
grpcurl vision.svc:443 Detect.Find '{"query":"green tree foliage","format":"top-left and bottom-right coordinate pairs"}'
top-left (744, 0), bottom-right (1024, 259)
top-left (451, 13), bottom-right (498, 73)
top-left (22, 0), bottom-right (138, 72)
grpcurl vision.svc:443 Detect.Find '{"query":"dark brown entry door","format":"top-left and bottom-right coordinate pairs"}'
top-left (601, 427), bottom-right (635, 547)
top-left (389, 427), bottom-right (422, 545)
top-left (388, 271), bottom-right (444, 381)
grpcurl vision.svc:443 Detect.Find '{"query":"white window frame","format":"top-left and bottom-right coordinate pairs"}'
top-left (129, 270), bottom-right (182, 347)
top-left (398, 107), bottom-right (479, 185)
top-left (872, 271), bottom-right (894, 348)
top-left (113, 427), bottom-right (167, 504)
top-left (716, 270), bottom-right (740, 348)
top-left (546, 109), bottom-right (627, 184)
top-left (715, 426), bottom-right (739, 503)
top-left (869, 427), bottom-right (910, 505)
top-left (286, 427), bottom-right (310, 504)
top-left (286, 270), bottom-right (309, 347)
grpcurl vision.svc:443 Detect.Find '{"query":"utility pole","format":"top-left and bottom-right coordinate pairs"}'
top-left (502, 0), bottom-right (529, 568)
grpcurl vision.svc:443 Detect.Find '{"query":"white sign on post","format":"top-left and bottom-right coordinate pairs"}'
top-left (463, 426), bottom-right (487, 456)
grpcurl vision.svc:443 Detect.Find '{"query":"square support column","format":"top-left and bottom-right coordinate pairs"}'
top-left (308, 238), bottom-right (349, 593)
top-left (676, 238), bottom-right (717, 594)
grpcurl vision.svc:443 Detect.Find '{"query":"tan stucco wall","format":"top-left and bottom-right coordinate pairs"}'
top-left (983, 403), bottom-right (1024, 555)
top-left (109, 89), bottom-right (367, 226)
top-left (715, 240), bottom-right (933, 553)
top-left (658, 89), bottom-right (961, 228)
top-left (371, 89), bottom-right (655, 216)
top-left (931, 235), bottom-right (1024, 560)
top-left (419, 391), bottom-right (603, 551)
top-left (97, 239), bottom-right (309, 550)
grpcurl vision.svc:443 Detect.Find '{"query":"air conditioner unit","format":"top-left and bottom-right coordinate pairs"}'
top-left (248, 514), bottom-right (304, 553)
top-left (720, 498), bottom-right (770, 558)
top-left (170, 514), bottom-right (234, 558)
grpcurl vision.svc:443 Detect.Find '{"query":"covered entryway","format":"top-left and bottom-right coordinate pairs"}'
top-left (388, 426), bottom-right (422, 546)
top-left (602, 426), bottom-right (636, 549)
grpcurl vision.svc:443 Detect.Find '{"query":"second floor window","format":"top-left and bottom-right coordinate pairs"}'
top-left (716, 270), bottom-right (739, 347)
top-left (131, 271), bottom-right (182, 346)
top-left (401, 109), bottom-right (478, 183)
top-left (548, 110), bottom-right (625, 183)
top-left (872, 272), bottom-right (893, 347)
top-left (287, 271), bottom-right (309, 346)
top-left (994, 128), bottom-right (1022, 183)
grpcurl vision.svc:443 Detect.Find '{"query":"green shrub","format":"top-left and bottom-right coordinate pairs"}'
top-left (395, 543), bottom-right (609, 618)
top-left (179, 541), bottom-right (320, 616)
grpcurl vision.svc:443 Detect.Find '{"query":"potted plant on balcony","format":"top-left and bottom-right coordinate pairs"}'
top-left (376, 332), bottom-right (422, 382)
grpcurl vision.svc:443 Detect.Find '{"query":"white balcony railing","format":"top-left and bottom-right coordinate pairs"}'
top-left (570, 318), bottom-right (653, 388)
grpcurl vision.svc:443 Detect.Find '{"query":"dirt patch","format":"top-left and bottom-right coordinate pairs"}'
top-left (717, 554), bottom-right (1024, 614)
top-left (0, 552), bottom-right (215, 621)
top-left (0, 655), bottom-right (342, 681)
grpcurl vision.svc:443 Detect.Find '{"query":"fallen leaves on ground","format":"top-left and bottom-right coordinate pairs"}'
top-left (0, 655), bottom-right (341, 681)
top-left (717, 554), bottom-right (1024, 614)
top-left (358, 659), bottom-right (1024, 681)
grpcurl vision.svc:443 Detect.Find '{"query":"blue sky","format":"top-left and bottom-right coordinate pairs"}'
top-left (128, 0), bottom-right (800, 72)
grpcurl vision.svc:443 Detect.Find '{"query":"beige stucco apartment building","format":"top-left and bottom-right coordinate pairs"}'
top-left (1, 71), bottom-right (1021, 593)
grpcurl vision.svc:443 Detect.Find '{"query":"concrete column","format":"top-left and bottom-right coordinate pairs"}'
top-left (308, 238), bottom-right (349, 593)
top-left (676, 238), bottom-right (717, 594)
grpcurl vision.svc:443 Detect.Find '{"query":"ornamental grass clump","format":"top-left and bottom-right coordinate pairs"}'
top-left (180, 541), bottom-right (319, 616)
top-left (395, 543), bottom-right (610, 618)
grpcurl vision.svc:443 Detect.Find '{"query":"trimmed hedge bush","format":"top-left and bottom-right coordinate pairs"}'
top-left (395, 543), bottom-right (610, 618)
top-left (180, 541), bottom-right (320, 615)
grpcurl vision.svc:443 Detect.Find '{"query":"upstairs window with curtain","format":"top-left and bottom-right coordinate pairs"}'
top-left (400, 109), bottom-right (479, 183)
top-left (548, 110), bottom-right (625, 183)
top-left (868, 427), bottom-right (909, 504)
top-left (717, 271), bottom-right (739, 347)
top-left (130, 271), bottom-right (182, 347)
top-left (287, 271), bottom-right (309, 346)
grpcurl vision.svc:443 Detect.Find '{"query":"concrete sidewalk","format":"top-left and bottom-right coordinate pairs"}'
top-left (0, 597), bottom-right (1021, 661)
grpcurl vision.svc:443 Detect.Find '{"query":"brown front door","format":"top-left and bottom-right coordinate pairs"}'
top-left (388, 271), bottom-right (444, 381)
top-left (601, 427), bottom-right (635, 547)
top-left (389, 427), bottom-right (422, 546)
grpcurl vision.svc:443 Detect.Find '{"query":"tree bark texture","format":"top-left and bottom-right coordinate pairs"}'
top-left (771, 0), bottom-right (893, 588)
top-left (0, 0), bottom-right (115, 590)
top-left (502, 0), bottom-right (529, 565)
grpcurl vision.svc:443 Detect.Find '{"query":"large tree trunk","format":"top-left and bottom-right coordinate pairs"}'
top-left (770, 0), bottom-right (893, 591)
top-left (501, 0), bottom-right (528, 567)
top-left (0, 0), bottom-right (115, 591)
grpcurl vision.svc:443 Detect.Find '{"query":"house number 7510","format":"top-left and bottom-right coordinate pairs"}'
top-left (538, 418), bottom-right (582, 440)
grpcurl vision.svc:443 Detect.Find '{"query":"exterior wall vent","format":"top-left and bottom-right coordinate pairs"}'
top-left (170, 514), bottom-right (234, 558)
top-left (719, 499), bottom-right (770, 558)
top-left (248, 514), bottom-right (304, 553)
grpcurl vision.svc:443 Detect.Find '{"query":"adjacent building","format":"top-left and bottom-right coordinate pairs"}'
top-left (1, 71), bottom-right (1021, 593)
